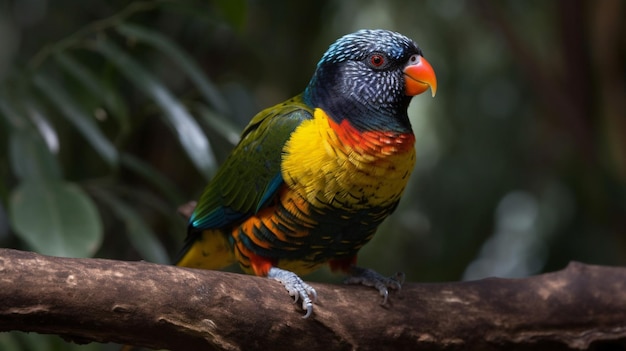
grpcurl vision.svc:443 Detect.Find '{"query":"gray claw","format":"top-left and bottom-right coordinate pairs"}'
top-left (303, 302), bottom-right (313, 319)
top-left (267, 267), bottom-right (317, 318)
top-left (345, 267), bottom-right (404, 305)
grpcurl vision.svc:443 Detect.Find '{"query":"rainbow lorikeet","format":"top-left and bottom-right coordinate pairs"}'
top-left (177, 29), bottom-right (437, 318)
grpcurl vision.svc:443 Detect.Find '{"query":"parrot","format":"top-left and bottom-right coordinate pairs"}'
top-left (176, 29), bottom-right (437, 318)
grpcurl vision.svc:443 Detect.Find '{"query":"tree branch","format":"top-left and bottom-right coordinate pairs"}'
top-left (1, 248), bottom-right (625, 350)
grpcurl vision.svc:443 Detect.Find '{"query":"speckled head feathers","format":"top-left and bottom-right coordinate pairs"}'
top-left (319, 29), bottom-right (422, 66)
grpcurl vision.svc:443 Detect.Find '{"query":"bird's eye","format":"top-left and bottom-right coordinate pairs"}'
top-left (368, 53), bottom-right (386, 68)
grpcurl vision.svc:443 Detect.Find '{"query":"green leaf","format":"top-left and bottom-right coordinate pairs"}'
top-left (1, 94), bottom-right (62, 182)
top-left (0, 333), bottom-right (21, 351)
top-left (0, 93), bottom-right (25, 130)
top-left (9, 180), bottom-right (103, 258)
top-left (120, 152), bottom-right (184, 205)
top-left (93, 189), bottom-right (169, 264)
top-left (0, 90), bottom-right (46, 136)
top-left (95, 39), bottom-right (216, 179)
top-left (54, 52), bottom-right (131, 135)
top-left (33, 73), bottom-right (118, 167)
top-left (26, 101), bottom-right (60, 154)
top-left (116, 23), bottom-right (231, 116)
top-left (15, 333), bottom-right (55, 351)
top-left (214, 0), bottom-right (247, 31)
top-left (193, 102), bottom-right (240, 145)
top-left (9, 128), bottom-right (63, 182)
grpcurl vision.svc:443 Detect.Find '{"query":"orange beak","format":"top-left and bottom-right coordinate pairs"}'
top-left (404, 56), bottom-right (437, 97)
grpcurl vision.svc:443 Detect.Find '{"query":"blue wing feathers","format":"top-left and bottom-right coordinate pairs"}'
top-left (256, 173), bottom-right (283, 212)
top-left (190, 206), bottom-right (246, 229)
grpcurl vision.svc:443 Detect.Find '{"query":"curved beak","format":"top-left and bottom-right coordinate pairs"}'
top-left (404, 56), bottom-right (437, 97)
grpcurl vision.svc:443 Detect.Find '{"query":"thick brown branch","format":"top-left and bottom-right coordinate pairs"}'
top-left (0, 248), bottom-right (625, 350)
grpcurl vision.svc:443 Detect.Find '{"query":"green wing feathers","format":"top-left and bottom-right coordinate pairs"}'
top-left (188, 95), bottom-right (313, 232)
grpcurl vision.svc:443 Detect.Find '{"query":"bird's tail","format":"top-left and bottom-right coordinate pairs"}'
top-left (175, 228), bottom-right (236, 269)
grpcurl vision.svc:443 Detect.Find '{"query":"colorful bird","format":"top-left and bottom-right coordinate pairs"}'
top-left (177, 29), bottom-right (437, 318)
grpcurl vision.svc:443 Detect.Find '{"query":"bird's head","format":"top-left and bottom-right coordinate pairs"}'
top-left (304, 29), bottom-right (437, 133)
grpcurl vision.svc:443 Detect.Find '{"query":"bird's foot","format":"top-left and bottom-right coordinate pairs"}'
top-left (267, 267), bottom-right (317, 318)
top-left (344, 266), bottom-right (405, 305)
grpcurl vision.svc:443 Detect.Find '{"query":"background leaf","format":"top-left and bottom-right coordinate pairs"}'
top-left (120, 153), bottom-right (185, 206)
top-left (0, 333), bottom-right (21, 351)
top-left (9, 180), bottom-right (103, 258)
top-left (54, 52), bottom-right (131, 137)
top-left (9, 129), bottom-right (62, 182)
top-left (93, 188), bottom-right (169, 264)
top-left (33, 74), bottom-right (119, 168)
top-left (214, 0), bottom-right (248, 31)
top-left (116, 23), bottom-right (231, 117)
top-left (193, 103), bottom-right (241, 146)
top-left (94, 38), bottom-right (217, 179)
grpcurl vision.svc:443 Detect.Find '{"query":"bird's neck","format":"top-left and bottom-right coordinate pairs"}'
top-left (325, 113), bottom-right (416, 155)
top-left (303, 71), bottom-right (413, 135)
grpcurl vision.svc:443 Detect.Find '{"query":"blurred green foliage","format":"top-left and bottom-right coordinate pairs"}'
top-left (0, 0), bottom-right (625, 349)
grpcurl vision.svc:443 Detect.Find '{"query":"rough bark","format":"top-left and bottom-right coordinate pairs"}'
top-left (0, 248), bottom-right (625, 351)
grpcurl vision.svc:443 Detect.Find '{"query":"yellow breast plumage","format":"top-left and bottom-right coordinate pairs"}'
top-left (281, 108), bottom-right (416, 211)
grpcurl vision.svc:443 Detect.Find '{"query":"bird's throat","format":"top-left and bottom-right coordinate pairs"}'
top-left (326, 112), bottom-right (415, 156)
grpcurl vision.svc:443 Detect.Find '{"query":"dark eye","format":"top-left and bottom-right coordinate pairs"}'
top-left (368, 53), bottom-right (386, 68)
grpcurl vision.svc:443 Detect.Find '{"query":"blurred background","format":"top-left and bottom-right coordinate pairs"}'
top-left (0, 0), bottom-right (624, 349)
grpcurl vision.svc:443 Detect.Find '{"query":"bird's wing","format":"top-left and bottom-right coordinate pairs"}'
top-left (188, 95), bottom-right (313, 231)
